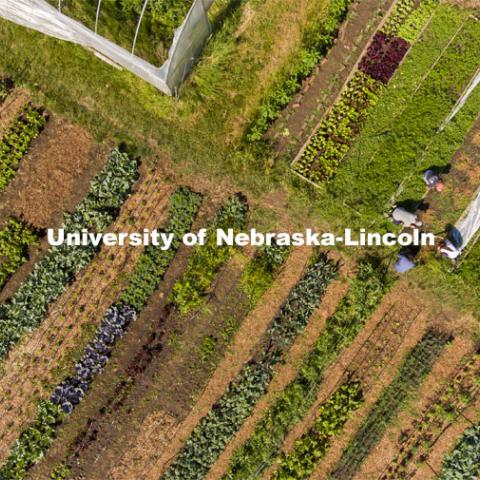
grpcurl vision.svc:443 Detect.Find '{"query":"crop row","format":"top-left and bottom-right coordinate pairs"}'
top-left (273, 381), bottom-right (363, 480)
top-left (293, 72), bottom-right (382, 182)
top-left (439, 424), bottom-right (480, 480)
top-left (0, 149), bottom-right (138, 360)
top-left (169, 193), bottom-right (249, 313)
top-left (0, 104), bottom-right (47, 191)
top-left (292, 0), bottom-right (438, 184)
top-left (161, 253), bottom-right (339, 480)
top-left (247, 0), bottom-right (353, 142)
top-left (380, 353), bottom-right (480, 479)
top-left (329, 329), bottom-right (451, 480)
top-left (0, 218), bottom-right (37, 291)
top-left (0, 187), bottom-right (203, 479)
top-left (222, 261), bottom-right (392, 479)
top-left (330, 6), bottom-right (480, 221)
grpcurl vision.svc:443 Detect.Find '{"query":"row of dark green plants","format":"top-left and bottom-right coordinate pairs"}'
top-left (439, 424), bottom-right (480, 480)
top-left (292, 0), bottom-right (439, 184)
top-left (0, 104), bottom-right (47, 191)
top-left (0, 187), bottom-right (203, 479)
top-left (161, 253), bottom-right (339, 480)
top-left (380, 353), bottom-right (480, 480)
top-left (329, 329), bottom-right (451, 480)
top-left (222, 260), bottom-right (392, 479)
top-left (0, 149), bottom-right (138, 360)
top-left (247, 0), bottom-right (353, 142)
top-left (0, 218), bottom-right (38, 291)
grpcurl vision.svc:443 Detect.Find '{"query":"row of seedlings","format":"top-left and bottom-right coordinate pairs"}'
top-left (221, 261), bottom-right (393, 479)
top-left (380, 353), bottom-right (480, 479)
top-left (0, 104), bottom-right (47, 190)
top-left (291, 0), bottom-right (439, 184)
top-left (247, 0), bottom-right (353, 142)
top-left (328, 329), bottom-right (452, 480)
top-left (160, 253), bottom-right (340, 480)
top-left (0, 149), bottom-right (138, 360)
top-left (0, 218), bottom-right (38, 291)
top-left (0, 187), bottom-right (203, 479)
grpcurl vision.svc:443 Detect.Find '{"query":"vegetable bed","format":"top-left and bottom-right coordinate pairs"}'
top-left (0, 149), bottom-right (138, 361)
top-left (161, 253), bottom-right (339, 480)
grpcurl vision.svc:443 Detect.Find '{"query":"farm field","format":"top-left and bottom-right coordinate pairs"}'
top-left (0, 0), bottom-right (480, 479)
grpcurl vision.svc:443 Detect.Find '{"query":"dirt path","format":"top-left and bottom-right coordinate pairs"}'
top-left (0, 167), bottom-right (175, 461)
top-left (129, 247), bottom-right (315, 480)
top-left (202, 257), bottom-right (352, 480)
top-left (269, 0), bottom-right (395, 156)
top-left (0, 87), bottom-right (29, 135)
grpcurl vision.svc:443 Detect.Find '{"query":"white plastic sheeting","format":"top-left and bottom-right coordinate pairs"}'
top-left (0, 0), bottom-right (215, 95)
top-left (456, 188), bottom-right (480, 251)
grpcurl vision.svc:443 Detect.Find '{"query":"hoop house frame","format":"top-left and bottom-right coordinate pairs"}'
top-left (0, 0), bottom-right (215, 96)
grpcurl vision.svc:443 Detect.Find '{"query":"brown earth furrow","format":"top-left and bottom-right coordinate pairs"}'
top-left (116, 247), bottom-right (317, 480)
top-left (261, 282), bottom-right (427, 480)
top-left (0, 168), bottom-right (174, 460)
top-left (201, 257), bottom-right (351, 480)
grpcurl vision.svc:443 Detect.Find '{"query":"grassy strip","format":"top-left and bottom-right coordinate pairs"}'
top-left (161, 253), bottom-right (339, 480)
top-left (329, 329), bottom-right (451, 480)
top-left (273, 382), bottom-right (363, 480)
top-left (0, 149), bottom-right (138, 360)
top-left (0, 188), bottom-right (202, 479)
top-left (0, 105), bottom-right (47, 191)
top-left (247, 0), bottom-right (352, 141)
top-left (329, 5), bottom-right (480, 223)
top-left (223, 261), bottom-right (392, 479)
top-left (439, 424), bottom-right (480, 480)
top-left (169, 193), bottom-right (249, 313)
top-left (0, 218), bottom-right (37, 291)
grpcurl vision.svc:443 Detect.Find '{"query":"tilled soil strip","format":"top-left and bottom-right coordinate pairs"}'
top-left (0, 87), bottom-right (29, 135)
top-left (270, 0), bottom-right (395, 156)
top-left (412, 394), bottom-right (480, 480)
top-left (351, 334), bottom-right (475, 480)
top-left (202, 257), bottom-right (351, 480)
top-left (135, 247), bottom-right (318, 480)
top-left (0, 168), bottom-right (174, 461)
top-left (262, 299), bottom-right (420, 480)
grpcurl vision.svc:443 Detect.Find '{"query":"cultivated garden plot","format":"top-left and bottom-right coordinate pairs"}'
top-left (1, 1), bottom-right (480, 480)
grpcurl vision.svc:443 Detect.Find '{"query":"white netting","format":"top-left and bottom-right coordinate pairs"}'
top-left (456, 188), bottom-right (480, 251)
top-left (0, 0), bottom-right (215, 95)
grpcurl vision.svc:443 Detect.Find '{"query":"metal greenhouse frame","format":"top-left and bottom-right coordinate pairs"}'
top-left (0, 0), bottom-right (215, 96)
